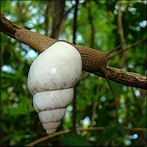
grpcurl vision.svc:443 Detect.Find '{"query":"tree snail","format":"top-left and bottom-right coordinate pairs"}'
top-left (27, 41), bottom-right (82, 134)
top-left (15, 28), bottom-right (124, 94)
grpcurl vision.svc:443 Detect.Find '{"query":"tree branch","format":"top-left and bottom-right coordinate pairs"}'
top-left (26, 127), bottom-right (147, 146)
top-left (93, 67), bottom-right (146, 90)
top-left (72, 0), bottom-right (79, 135)
top-left (117, 1), bottom-right (127, 66)
top-left (0, 14), bottom-right (146, 90)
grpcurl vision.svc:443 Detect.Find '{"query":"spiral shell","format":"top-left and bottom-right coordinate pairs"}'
top-left (27, 41), bottom-right (82, 134)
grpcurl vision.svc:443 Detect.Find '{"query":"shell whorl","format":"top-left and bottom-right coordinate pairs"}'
top-left (27, 41), bottom-right (82, 134)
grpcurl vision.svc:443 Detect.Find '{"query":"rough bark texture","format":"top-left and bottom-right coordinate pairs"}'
top-left (0, 14), bottom-right (146, 90)
top-left (93, 67), bottom-right (146, 90)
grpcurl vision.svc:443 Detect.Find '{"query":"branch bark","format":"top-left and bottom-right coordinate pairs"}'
top-left (93, 66), bottom-right (146, 90)
top-left (0, 14), bottom-right (146, 90)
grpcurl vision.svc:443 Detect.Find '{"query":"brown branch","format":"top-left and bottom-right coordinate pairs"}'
top-left (72, 0), bottom-right (79, 135)
top-left (50, 0), bottom-right (77, 39)
top-left (117, 1), bottom-right (127, 66)
top-left (73, 0), bottom-right (79, 45)
top-left (50, 0), bottom-right (65, 39)
top-left (79, 72), bottom-right (90, 81)
top-left (26, 127), bottom-right (147, 146)
top-left (93, 67), bottom-right (147, 90)
top-left (0, 14), bottom-right (146, 90)
top-left (45, 0), bottom-right (51, 36)
top-left (0, 14), bottom-right (22, 38)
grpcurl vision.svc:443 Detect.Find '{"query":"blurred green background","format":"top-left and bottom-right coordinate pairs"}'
top-left (1, 0), bottom-right (146, 146)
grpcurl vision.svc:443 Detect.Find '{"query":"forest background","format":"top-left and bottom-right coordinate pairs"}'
top-left (0, 0), bottom-right (146, 146)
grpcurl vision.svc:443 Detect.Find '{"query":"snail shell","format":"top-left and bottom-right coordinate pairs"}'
top-left (27, 41), bottom-right (82, 134)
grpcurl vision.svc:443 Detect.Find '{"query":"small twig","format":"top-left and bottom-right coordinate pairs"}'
top-left (72, 0), bottom-right (79, 135)
top-left (108, 38), bottom-right (147, 60)
top-left (26, 127), bottom-right (147, 146)
top-left (104, 139), bottom-right (111, 147)
top-left (117, 1), bottom-right (127, 66)
top-left (79, 72), bottom-right (90, 81)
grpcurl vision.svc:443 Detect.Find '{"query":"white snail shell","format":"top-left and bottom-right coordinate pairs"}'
top-left (27, 41), bottom-right (82, 134)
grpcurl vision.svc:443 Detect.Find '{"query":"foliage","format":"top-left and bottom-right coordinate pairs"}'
top-left (1, 0), bottom-right (146, 146)
top-left (59, 135), bottom-right (91, 146)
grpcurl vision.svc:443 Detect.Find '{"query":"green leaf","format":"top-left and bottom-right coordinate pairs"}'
top-left (9, 96), bottom-right (28, 115)
top-left (0, 130), bottom-right (28, 143)
top-left (109, 81), bottom-right (123, 97)
top-left (59, 135), bottom-right (91, 146)
top-left (100, 123), bottom-right (123, 143)
top-left (1, 72), bottom-right (16, 80)
top-left (137, 115), bottom-right (146, 128)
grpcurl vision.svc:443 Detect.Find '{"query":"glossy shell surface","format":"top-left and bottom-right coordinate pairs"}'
top-left (27, 41), bottom-right (82, 134)
top-left (27, 41), bottom-right (82, 95)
